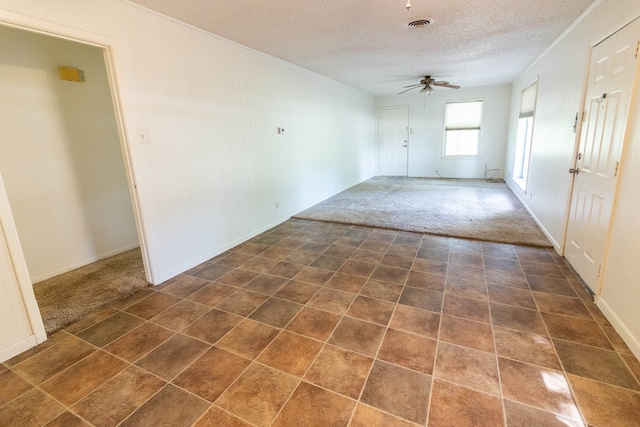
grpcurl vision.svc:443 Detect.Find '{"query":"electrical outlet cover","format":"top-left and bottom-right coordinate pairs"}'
top-left (138, 130), bottom-right (151, 143)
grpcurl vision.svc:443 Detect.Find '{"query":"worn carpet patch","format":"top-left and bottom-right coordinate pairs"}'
top-left (33, 248), bottom-right (148, 334)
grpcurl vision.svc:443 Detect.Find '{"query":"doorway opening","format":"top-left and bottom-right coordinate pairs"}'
top-left (0, 25), bottom-right (149, 334)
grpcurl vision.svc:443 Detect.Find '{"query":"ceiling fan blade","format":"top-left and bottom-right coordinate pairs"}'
top-left (433, 81), bottom-right (450, 85)
top-left (402, 84), bottom-right (422, 88)
top-left (434, 83), bottom-right (461, 89)
top-left (398, 86), bottom-right (422, 94)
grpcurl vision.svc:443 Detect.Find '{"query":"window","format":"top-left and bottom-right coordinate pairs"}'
top-left (444, 100), bottom-right (483, 156)
top-left (513, 81), bottom-right (538, 190)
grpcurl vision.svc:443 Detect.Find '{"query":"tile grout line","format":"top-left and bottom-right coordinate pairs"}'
top-left (486, 242), bottom-right (510, 427)
top-left (264, 221), bottom-right (355, 427)
top-left (518, 248), bottom-right (587, 425)
top-left (213, 221), bottom-right (358, 426)
top-left (424, 238), bottom-right (452, 427)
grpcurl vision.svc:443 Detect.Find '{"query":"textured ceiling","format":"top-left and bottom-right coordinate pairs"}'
top-left (128, 0), bottom-right (596, 95)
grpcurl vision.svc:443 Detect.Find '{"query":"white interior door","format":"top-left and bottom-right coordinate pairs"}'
top-left (379, 107), bottom-right (409, 176)
top-left (0, 172), bottom-right (46, 362)
top-left (564, 19), bottom-right (640, 294)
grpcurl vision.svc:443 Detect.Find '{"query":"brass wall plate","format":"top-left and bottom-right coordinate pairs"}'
top-left (58, 66), bottom-right (85, 82)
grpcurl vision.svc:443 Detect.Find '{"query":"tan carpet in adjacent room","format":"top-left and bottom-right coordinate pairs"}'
top-left (33, 248), bottom-right (149, 334)
top-left (295, 177), bottom-right (551, 247)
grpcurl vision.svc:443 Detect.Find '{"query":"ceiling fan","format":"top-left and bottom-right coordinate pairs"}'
top-left (398, 76), bottom-right (461, 95)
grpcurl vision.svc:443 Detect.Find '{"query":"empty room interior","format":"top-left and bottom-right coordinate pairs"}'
top-left (1, 0), bottom-right (639, 426)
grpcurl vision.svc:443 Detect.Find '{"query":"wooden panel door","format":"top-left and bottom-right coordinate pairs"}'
top-left (379, 107), bottom-right (409, 176)
top-left (564, 18), bottom-right (640, 294)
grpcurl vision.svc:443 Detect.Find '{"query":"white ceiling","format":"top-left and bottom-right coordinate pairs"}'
top-left (128, 0), bottom-right (596, 96)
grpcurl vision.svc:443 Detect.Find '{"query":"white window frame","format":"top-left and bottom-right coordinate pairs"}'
top-left (513, 80), bottom-right (538, 191)
top-left (443, 99), bottom-right (484, 158)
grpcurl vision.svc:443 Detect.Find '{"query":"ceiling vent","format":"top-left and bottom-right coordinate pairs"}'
top-left (407, 18), bottom-right (433, 28)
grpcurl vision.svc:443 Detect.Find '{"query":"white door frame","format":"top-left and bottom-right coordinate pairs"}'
top-left (378, 106), bottom-right (410, 176)
top-left (0, 11), bottom-right (153, 348)
top-left (562, 14), bottom-right (640, 296)
top-left (0, 171), bottom-right (46, 356)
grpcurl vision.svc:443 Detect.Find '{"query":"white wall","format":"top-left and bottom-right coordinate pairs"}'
top-left (505, 0), bottom-right (640, 357)
top-left (504, 0), bottom-right (640, 251)
top-left (0, 26), bottom-right (139, 282)
top-left (0, 0), bottom-right (377, 285)
top-left (376, 84), bottom-right (512, 178)
top-left (599, 70), bottom-right (640, 359)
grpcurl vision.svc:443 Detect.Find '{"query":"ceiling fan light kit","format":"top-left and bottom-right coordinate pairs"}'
top-left (398, 76), bottom-right (461, 95)
top-left (398, 2), bottom-right (454, 96)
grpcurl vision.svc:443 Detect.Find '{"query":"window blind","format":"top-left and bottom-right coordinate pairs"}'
top-left (445, 101), bottom-right (483, 130)
top-left (519, 81), bottom-right (538, 118)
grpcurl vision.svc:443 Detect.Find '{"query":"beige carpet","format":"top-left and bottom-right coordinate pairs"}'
top-left (33, 248), bottom-right (149, 334)
top-left (295, 177), bottom-right (551, 247)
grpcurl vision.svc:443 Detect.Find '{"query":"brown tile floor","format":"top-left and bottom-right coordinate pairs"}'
top-left (2, 219), bottom-right (640, 426)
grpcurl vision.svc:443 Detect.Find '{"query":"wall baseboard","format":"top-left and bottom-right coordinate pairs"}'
top-left (153, 175), bottom-right (375, 286)
top-left (153, 214), bottom-right (294, 285)
top-left (31, 242), bottom-right (140, 284)
top-left (506, 180), bottom-right (560, 252)
top-left (596, 296), bottom-right (640, 360)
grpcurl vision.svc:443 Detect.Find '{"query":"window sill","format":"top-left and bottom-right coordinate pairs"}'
top-left (442, 155), bottom-right (480, 159)
top-left (513, 177), bottom-right (527, 191)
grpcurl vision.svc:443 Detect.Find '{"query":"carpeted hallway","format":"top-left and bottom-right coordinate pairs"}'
top-left (2, 219), bottom-right (639, 426)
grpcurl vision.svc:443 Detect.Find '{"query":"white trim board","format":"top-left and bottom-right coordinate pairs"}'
top-left (596, 296), bottom-right (640, 360)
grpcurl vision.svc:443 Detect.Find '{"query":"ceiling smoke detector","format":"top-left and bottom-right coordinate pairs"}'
top-left (407, 18), bottom-right (433, 28)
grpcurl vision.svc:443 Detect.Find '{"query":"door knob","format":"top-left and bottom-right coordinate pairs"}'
top-left (569, 168), bottom-right (580, 175)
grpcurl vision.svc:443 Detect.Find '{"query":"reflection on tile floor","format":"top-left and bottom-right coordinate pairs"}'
top-left (2, 219), bottom-right (640, 426)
